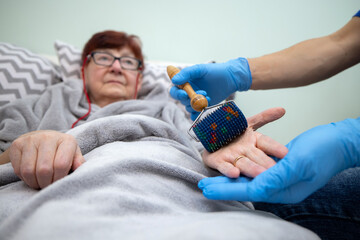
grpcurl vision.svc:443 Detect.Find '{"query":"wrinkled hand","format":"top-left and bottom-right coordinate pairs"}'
top-left (202, 107), bottom-right (288, 179)
top-left (199, 117), bottom-right (360, 204)
top-left (170, 58), bottom-right (252, 120)
top-left (9, 130), bottom-right (85, 189)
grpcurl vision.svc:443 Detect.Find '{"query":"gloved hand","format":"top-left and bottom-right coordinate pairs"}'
top-left (170, 58), bottom-right (252, 120)
top-left (177, 90), bottom-right (211, 121)
top-left (198, 118), bottom-right (360, 203)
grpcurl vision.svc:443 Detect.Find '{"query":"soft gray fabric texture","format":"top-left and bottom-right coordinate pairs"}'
top-left (0, 79), bottom-right (319, 240)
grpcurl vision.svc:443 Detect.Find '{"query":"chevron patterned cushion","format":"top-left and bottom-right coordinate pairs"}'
top-left (0, 42), bottom-right (61, 107)
top-left (54, 40), bottom-right (82, 81)
top-left (138, 62), bottom-right (188, 99)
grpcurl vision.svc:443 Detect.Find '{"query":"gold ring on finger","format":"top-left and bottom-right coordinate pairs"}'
top-left (234, 155), bottom-right (245, 166)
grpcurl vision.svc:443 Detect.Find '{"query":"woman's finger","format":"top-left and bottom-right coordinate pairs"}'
top-left (20, 142), bottom-right (39, 189)
top-left (36, 140), bottom-right (56, 189)
top-left (247, 107), bottom-right (285, 130)
top-left (233, 155), bottom-right (267, 178)
top-left (71, 146), bottom-right (85, 171)
top-left (256, 132), bottom-right (288, 159)
top-left (203, 151), bottom-right (240, 178)
top-left (53, 136), bottom-right (78, 182)
top-left (243, 147), bottom-right (277, 169)
top-left (9, 141), bottom-right (23, 180)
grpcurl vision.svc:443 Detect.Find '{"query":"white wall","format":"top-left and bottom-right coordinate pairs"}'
top-left (0, 0), bottom-right (359, 144)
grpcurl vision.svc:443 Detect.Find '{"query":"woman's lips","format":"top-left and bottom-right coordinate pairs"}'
top-left (106, 80), bottom-right (125, 85)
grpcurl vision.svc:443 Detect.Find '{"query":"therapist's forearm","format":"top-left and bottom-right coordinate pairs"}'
top-left (248, 17), bottom-right (360, 90)
top-left (0, 149), bottom-right (10, 165)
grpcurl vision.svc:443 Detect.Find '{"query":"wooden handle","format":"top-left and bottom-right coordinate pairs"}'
top-left (167, 65), bottom-right (208, 112)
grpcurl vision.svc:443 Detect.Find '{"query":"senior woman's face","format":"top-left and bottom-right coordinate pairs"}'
top-left (84, 46), bottom-right (142, 107)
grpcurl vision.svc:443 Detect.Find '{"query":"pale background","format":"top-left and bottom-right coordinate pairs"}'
top-left (1, 0), bottom-right (359, 144)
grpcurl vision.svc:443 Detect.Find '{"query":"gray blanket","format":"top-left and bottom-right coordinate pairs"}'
top-left (0, 80), bottom-right (319, 239)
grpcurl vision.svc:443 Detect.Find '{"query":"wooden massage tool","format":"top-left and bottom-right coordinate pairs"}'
top-left (167, 65), bottom-right (248, 152)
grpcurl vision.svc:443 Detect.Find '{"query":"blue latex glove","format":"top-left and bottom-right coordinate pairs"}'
top-left (170, 58), bottom-right (252, 120)
top-left (198, 117), bottom-right (360, 203)
top-left (177, 90), bottom-right (211, 121)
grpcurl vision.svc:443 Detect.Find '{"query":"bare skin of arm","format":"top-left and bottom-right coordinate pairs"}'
top-left (249, 17), bottom-right (360, 89)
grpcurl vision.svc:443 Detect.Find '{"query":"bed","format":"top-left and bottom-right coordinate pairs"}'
top-left (0, 41), bottom-right (320, 239)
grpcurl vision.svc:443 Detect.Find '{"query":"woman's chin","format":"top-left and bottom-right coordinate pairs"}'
top-left (108, 92), bottom-right (131, 101)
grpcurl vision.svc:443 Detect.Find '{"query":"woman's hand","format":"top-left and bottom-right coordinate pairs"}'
top-left (202, 107), bottom-right (288, 178)
top-left (9, 130), bottom-right (85, 189)
top-left (198, 117), bottom-right (360, 203)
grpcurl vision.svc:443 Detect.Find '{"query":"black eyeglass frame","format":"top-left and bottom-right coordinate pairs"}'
top-left (89, 51), bottom-right (142, 70)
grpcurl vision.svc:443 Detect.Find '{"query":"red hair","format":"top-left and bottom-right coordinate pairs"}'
top-left (82, 30), bottom-right (144, 70)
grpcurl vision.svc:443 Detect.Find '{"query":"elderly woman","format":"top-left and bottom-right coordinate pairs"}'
top-left (0, 30), bottom-right (289, 190)
top-left (0, 30), bottom-right (145, 189)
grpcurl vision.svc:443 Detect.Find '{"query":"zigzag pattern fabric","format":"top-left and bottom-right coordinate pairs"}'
top-left (54, 40), bottom-right (82, 81)
top-left (0, 42), bottom-right (61, 107)
top-left (138, 63), bottom-right (176, 98)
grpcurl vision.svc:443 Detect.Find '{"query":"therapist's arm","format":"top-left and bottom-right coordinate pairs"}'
top-left (249, 16), bottom-right (360, 90)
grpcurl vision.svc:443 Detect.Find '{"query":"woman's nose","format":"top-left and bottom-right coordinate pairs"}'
top-left (110, 59), bottom-right (123, 73)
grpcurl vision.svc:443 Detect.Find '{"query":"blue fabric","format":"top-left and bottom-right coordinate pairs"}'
top-left (253, 168), bottom-right (360, 240)
top-left (354, 10), bottom-right (360, 18)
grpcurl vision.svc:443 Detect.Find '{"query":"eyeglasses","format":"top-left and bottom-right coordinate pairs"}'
top-left (90, 52), bottom-right (142, 70)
